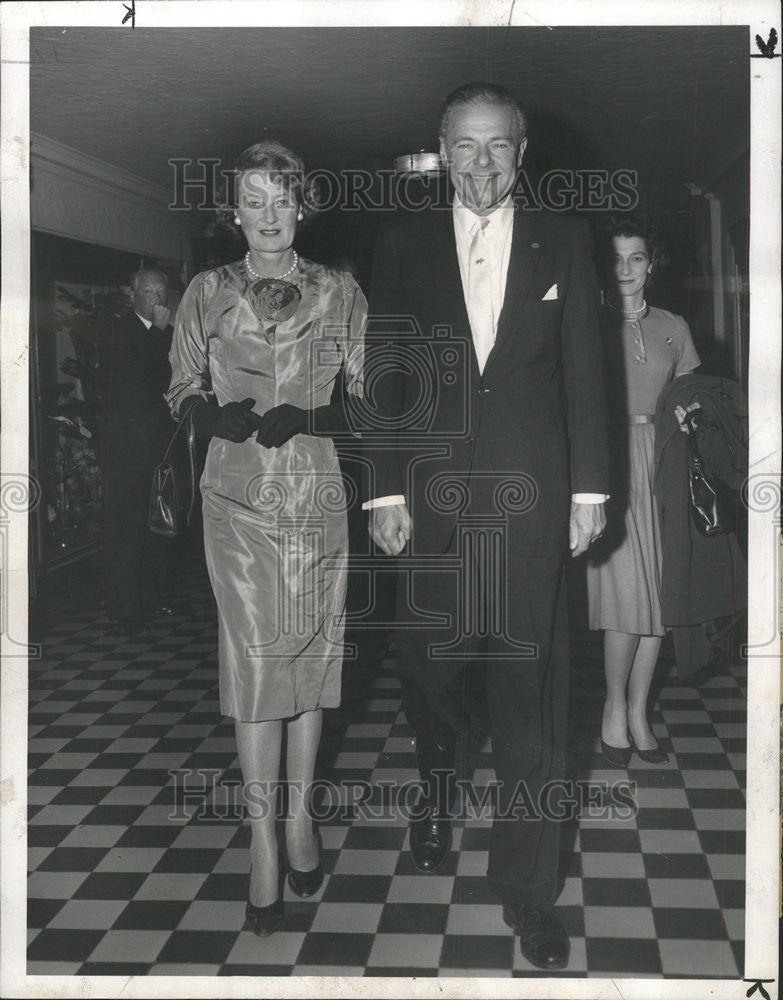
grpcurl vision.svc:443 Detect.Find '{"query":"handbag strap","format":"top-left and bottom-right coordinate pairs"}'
top-left (160, 397), bottom-right (200, 523)
top-left (184, 404), bottom-right (197, 524)
top-left (681, 410), bottom-right (705, 470)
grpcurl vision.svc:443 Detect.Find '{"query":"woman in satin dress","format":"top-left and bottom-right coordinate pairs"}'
top-left (167, 141), bottom-right (365, 934)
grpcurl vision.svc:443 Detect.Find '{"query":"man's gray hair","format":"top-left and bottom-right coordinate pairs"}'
top-left (130, 266), bottom-right (169, 291)
top-left (439, 82), bottom-right (527, 145)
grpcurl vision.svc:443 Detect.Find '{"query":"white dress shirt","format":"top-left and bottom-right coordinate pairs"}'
top-left (453, 195), bottom-right (515, 365)
top-left (363, 198), bottom-right (606, 509)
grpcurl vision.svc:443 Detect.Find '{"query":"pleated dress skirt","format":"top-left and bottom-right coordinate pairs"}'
top-left (586, 423), bottom-right (665, 636)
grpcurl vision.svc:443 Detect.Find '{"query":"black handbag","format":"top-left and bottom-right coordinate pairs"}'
top-left (149, 399), bottom-right (199, 537)
top-left (682, 410), bottom-right (736, 536)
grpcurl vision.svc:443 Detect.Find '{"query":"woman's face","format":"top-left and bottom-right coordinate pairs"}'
top-left (236, 170), bottom-right (299, 257)
top-left (610, 235), bottom-right (650, 300)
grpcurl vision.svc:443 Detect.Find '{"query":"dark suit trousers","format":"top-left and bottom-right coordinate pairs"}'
top-left (102, 412), bottom-right (174, 620)
top-left (395, 542), bottom-right (569, 907)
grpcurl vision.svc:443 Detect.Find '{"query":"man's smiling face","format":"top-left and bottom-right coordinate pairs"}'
top-left (440, 101), bottom-right (526, 215)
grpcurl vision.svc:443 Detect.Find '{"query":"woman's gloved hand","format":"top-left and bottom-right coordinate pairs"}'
top-left (192, 397), bottom-right (261, 442)
top-left (254, 399), bottom-right (357, 447)
top-left (255, 404), bottom-right (308, 448)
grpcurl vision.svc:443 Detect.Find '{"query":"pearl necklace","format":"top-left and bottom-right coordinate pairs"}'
top-left (245, 249), bottom-right (299, 281)
top-left (606, 298), bottom-right (647, 318)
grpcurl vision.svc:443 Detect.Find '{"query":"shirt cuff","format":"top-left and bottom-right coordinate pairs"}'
top-left (365, 493), bottom-right (606, 509)
top-left (362, 495), bottom-right (406, 511)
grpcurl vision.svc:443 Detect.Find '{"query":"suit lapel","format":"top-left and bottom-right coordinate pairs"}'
top-left (484, 209), bottom-right (544, 376)
top-left (420, 208), bottom-right (546, 377)
top-left (422, 211), bottom-right (479, 370)
top-left (130, 311), bottom-right (148, 332)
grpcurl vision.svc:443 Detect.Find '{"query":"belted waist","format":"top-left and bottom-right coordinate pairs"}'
top-left (611, 414), bottom-right (655, 426)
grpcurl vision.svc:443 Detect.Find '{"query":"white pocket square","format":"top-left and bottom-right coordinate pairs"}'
top-left (542, 284), bottom-right (558, 301)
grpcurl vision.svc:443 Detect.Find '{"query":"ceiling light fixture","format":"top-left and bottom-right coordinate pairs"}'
top-left (394, 150), bottom-right (443, 175)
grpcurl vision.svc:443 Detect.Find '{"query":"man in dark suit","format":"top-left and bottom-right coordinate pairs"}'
top-left (101, 266), bottom-right (176, 633)
top-left (364, 83), bottom-right (609, 969)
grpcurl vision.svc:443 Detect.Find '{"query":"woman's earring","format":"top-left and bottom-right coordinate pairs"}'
top-left (297, 211), bottom-right (304, 222)
top-left (234, 216), bottom-right (240, 225)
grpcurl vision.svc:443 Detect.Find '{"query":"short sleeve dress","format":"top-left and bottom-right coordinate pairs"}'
top-left (586, 304), bottom-right (700, 635)
top-left (167, 258), bottom-right (366, 721)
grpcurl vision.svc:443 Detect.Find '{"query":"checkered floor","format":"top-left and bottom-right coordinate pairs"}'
top-left (27, 552), bottom-right (747, 978)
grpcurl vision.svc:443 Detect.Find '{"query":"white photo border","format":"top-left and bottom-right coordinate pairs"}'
top-left (1, 2), bottom-right (779, 998)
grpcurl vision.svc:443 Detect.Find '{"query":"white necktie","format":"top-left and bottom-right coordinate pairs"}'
top-left (467, 217), bottom-right (494, 373)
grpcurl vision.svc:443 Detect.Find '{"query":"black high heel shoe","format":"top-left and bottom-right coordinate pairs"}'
top-left (287, 828), bottom-right (324, 898)
top-left (244, 897), bottom-right (283, 937)
top-left (244, 857), bottom-right (285, 936)
top-left (600, 738), bottom-right (632, 767)
top-left (630, 735), bottom-right (669, 764)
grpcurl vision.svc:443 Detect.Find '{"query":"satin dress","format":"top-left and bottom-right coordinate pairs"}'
top-left (586, 305), bottom-right (700, 635)
top-left (167, 259), bottom-right (366, 721)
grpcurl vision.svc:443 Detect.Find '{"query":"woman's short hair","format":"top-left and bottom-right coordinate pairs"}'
top-left (217, 140), bottom-right (321, 230)
top-left (597, 213), bottom-right (669, 278)
top-left (438, 82), bottom-right (527, 146)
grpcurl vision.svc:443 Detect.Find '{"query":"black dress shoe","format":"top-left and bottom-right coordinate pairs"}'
top-left (630, 736), bottom-right (669, 764)
top-left (288, 829), bottom-right (324, 897)
top-left (409, 807), bottom-right (452, 873)
top-left (151, 604), bottom-right (175, 617)
top-left (600, 738), bottom-right (632, 767)
top-left (112, 615), bottom-right (148, 636)
top-left (243, 897), bottom-right (283, 936)
top-left (503, 902), bottom-right (570, 970)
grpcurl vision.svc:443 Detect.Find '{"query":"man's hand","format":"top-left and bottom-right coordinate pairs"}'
top-left (255, 404), bottom-right (308, 448)
top-left (569, 500), bottom-right (606, 557)
top-left (151, 303), bottom-right (172, 330)
top-left (370, 503), bottom-right (412, 555)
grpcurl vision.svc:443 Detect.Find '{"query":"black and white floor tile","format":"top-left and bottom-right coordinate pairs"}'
top-left (27, 554), bottom-right (746, 978)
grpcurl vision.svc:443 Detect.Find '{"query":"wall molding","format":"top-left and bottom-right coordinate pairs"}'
top-left (30, 132), bottom-right (199, 261)
top-left (31, 132), bottom-right (177, 208)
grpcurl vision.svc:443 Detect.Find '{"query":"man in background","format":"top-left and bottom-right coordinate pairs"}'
top-left (100, 266), bottom-right (176, 633)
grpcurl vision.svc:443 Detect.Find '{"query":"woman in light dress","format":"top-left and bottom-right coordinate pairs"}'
top-left (587, 216), bottom-right (699, 766)
top-left (168, 141), bottom-right (365, 933)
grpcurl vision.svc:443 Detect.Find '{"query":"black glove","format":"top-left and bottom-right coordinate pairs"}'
top-left (255, 404), bottom-right (308, 448)
top-left (255, 400), bottom-right (357, 448)
top-left (310, 399), bottom-right (355, 438)
top-left (192, 397), bottom-right (260, 442)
